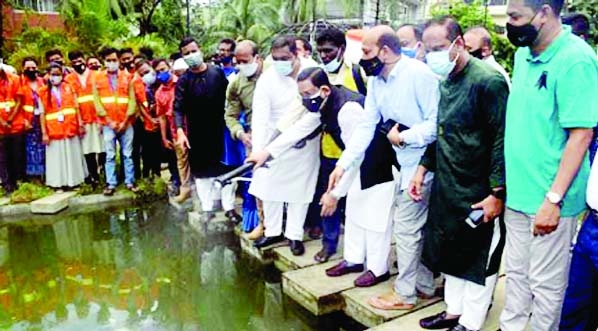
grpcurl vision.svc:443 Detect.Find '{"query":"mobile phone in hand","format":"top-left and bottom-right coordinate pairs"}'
top-left (465, 209), bottom-right (485, 228)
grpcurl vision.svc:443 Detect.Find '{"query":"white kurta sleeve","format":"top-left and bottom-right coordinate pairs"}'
top-left (266, 106), bottom-right (321, 159)
top-left (251, 75), bottom-right (271, 152)
top-left (335, 86), bottom-right (380, 171)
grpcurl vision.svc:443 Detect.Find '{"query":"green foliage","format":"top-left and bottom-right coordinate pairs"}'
top-left (134, 177), bottom-right (168, 204)
top-left (152, 0), bottom-right (185, 46)
top-left (567, 0), bottom-right (598, 46)
top-left (10, 183), bottom-right (54, 204)
top-left (430, 0), bottom-right (515, 74)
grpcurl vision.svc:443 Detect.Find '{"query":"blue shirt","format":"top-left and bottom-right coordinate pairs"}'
top-left (337, 56), bottom-right (440, 189)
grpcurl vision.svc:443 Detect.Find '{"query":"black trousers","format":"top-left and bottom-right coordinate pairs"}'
top-left (0, 133), bottom-right (26, 192)
top-left (141, 129), bottom-right (162, 178)
top-left (132, 118), bottom-right (143, 180)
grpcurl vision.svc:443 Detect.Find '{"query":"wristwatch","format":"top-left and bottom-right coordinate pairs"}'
top-left (545, 191), bottom-right (563, 206)
top-left (491, 189), bottom-right (506, 201)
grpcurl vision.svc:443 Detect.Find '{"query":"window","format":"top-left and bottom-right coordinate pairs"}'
top-left (14, 0), bottom-right (60, 13)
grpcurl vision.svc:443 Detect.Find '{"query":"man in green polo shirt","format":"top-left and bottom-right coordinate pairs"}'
top-left (501, 0), bottom-right (598, 329)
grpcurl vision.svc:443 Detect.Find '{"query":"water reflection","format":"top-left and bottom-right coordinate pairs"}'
top-left (0, 204), bottom-right (360, 331)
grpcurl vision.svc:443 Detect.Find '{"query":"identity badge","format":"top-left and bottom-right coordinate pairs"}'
top-left (57, 113), bottom-right (65, 122)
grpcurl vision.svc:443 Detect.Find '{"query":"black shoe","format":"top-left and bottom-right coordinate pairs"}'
top-left (253, 235), bottom-right (284, 248)
top-left (225, 210), bottom-right (242, 225)
top-left (449, 324), bottom-right (477, 331)
top-left (289, 240), bottom-right (305, 256)
top-left (419, 311), bottom-right (460, 330)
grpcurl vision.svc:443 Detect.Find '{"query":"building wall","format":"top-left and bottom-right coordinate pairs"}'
top-left (1, 4), bottom-right (64, 41)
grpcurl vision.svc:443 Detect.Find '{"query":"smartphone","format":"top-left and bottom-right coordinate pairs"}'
top-left (465, 209), bottom-right (485, 228)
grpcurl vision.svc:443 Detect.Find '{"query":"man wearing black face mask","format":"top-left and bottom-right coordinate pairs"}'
top-left (327, 25), bottom-right (440, 309)
top-left (216, 39), bottom-right (239, 79)
top-left (65, 50), bottom-right (104, 185)
top-left (119, 48), bottom-right (135, 74)
top-left (501, 0), bottom-right (598, 330)
top-left (463, 27), bottom-right (511, 88)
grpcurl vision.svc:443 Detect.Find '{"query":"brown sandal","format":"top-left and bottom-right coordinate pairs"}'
top-left (103, 187), bottom-right (115, 196)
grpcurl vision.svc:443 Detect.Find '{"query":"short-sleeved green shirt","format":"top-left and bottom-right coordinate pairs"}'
top-left (505, 26), bottom-right (598, 217)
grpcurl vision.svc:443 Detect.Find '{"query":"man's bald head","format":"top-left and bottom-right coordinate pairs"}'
top-left (235, 40), bottom-right (258, 57)
top-left (463, 26), bottom-right (493, 59)
top-left (363, 25), bottom-right (402, 55)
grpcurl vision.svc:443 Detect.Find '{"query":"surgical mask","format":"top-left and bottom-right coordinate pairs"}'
top-left (142, 71), bottom-right (156, 85)
top-left (469, 48), bottom-right (484, 60)
top-left (220, 55), bottom-right (233, 65)
top-left (24, 69), bottom-right (38, 80)
top-left (184, 52), bottom-right (203, 68)
top-left (73, 63), bottom-right (86, 75)
top-left (323, 52), bottom-right (343, 73)
top-left (105, 61), bottom-right (119, 72)
top-left (401, 47), bottom-right (417, 59)
top-left (273, 60), bottom-right (293, 76)
top-left (238, 59), bottom-right (259, 77)
top-left (425, 41), bottom-right (459, 79)
top-left (156, 71), bottom-right (171, 84)
top-left (302, 90), bottom-right (325, 113)
top-left (49, 75), bottom-right (62, 85)
top-left (359, 55), bottom-right (384, 76)
top-left (506, 18), bottom-right (541, 47)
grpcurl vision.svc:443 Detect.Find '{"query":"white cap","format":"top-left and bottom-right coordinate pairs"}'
top-left (172, 58), bottom-right (189, 71)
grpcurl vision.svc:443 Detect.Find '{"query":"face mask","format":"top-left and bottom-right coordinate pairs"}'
top-left (425, 41), bottom-right (459, 79)
top-left (273, 60), bottom-right (294, 76)
top-left (52, 60), bottom-right (63, 66)
top-left (89, 65), bottom-right (101, 71)
top-left (302, 90), bottom-right (325, 113)
top-left (122, 61), bottom-right (134, 70)
top-left (506, 18), bottom-right (540, 47)
top-left (220, 55), bottom-right (233, 65)
top-left (105, 61), bottom-right (119, 73)
top-left (323, 52), bottom-right (343, 73)
top-left (24, 70), bottom-right (38, 80)
top-left (469, 48), bottom-right (484, 59)
top-left (156, 71), bottom-right (172, 84)
top-left (238, 59), bottom-right (259, 77)
top-left (73, 63), bottom-right (86, 75)
top-left (142, 71), bottom-right (156, 85)
top-left (401, 47), bottom-right (417, 59)
top-left (359, 54), bottom-right (384, 76)
top-left (49, 75), bottom-right (62, 85)
top-left (184, 52), bottom-right (203, 68)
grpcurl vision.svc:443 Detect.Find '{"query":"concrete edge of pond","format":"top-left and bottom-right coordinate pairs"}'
top-left (0, 191), bottom-right (137, 220)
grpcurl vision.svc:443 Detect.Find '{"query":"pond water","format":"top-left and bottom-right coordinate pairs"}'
top-left (0, 203), bottom-right (362, 331)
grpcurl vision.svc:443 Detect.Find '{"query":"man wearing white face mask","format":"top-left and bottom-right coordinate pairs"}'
top-left (247, 35), bottom-right (319, 255)
top-left (415, 16), bottom-right (508, 331)
top-left (173, 37), bottom-right (240, 223)
top-left (224, 40), bottom-right (265, 238)
top-left (327, 25), bottom-right (440, 309)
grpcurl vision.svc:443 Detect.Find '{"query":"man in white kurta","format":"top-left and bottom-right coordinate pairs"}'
top-left (248, 36), bottom-right (319, 255)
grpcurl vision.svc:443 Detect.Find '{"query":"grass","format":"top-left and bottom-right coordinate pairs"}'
top-left (9, 183), bottom-right (54, 204)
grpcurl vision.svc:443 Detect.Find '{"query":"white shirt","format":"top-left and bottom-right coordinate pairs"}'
top-left (588, 154), bottom-right (598, 210)
top-left (484, 55), bottom-right (511, 89)
top-left (336, 56), bottom-right (440, 190)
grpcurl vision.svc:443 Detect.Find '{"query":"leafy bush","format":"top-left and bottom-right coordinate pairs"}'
top-left (10, 183), bottom-right (54, 204)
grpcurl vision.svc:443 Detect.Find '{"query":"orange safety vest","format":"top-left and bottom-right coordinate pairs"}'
top-left (65, 71), bottom-right (98, 125)
top-left (0, 72), bottom-right (23, 135)
top-left (39, 83), bottom-right (80, 140)
top-left (95, 70), bottom-right (132, 124)
top-left (18, 76), bottom-right (45, 127)
top-left (132, 75), bottom-right (157, 132)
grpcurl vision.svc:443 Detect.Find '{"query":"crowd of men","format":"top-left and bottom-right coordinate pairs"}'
top-left (0, 0), bottom-right (597, 329)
